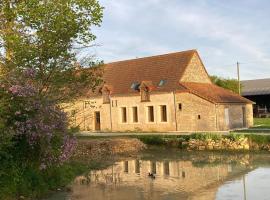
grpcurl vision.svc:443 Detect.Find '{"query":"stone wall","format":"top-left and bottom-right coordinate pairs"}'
top-left (180, 53), bottom-right (211, 83)
top-left (175, 92), bottom-right (217, 131)
top-left (216, 104), bottom-right (253, 131)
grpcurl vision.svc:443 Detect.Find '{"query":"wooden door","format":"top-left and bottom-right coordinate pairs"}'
top-left (94, 111), bottom-right (101, 131)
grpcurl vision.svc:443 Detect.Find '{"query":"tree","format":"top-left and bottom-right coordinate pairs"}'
top-left (0, 0), bottom-right (104, 176)
top-left (0, 0), bottom-right (104, 102)
top-left (210, 75), bottom-right (240, 94)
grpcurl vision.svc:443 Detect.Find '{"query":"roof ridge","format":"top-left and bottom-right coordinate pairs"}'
top-left (241, 78), bottom-right (270, 82)
top-left (105, 49), bottom-right (197, 65)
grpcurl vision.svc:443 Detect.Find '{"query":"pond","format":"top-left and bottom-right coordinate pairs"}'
top-left (46, 147), bottom-right (270, 200)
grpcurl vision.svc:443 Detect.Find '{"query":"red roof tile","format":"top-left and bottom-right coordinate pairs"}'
top-left (103, 50), bottom-right (196, 94)
top-left (87, 50), bottom-right (252, 104)
top-left (180, 82), bottom-right (253, 104)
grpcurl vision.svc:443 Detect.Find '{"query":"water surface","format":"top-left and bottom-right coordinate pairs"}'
top-left (47, 147), bottom-right (270, 200)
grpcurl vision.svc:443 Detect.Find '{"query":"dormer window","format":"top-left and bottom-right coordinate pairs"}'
top-left (102, 86), bottom-right (111, 104)
top-left (140, 86), bottom-right (150, 102)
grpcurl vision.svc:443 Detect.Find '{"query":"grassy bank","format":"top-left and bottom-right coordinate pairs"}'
top-left (253, 118), bottom-right (270, 129)
top-left (135, 133), bottom-right (270, 151)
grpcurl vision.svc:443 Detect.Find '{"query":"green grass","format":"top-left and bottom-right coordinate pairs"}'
top-left (253, 118), bottom-right (270, 129)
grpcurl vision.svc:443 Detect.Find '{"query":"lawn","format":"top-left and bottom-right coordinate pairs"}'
top-left (253, 118), bottom-right (270, 129)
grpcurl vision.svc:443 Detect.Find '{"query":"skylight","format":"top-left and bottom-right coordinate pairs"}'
top-left (131, 82), bottom-right (140, 90)
top-left (158, 80), bottom-right (166, 87)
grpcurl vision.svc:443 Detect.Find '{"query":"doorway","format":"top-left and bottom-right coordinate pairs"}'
top-left (94, 111), bottom-right (101, 131)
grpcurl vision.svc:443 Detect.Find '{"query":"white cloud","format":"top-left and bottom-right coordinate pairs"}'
top-left (91, 0), bottom-right (270, 80)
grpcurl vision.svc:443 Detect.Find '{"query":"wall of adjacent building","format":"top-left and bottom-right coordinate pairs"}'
top-left (216, 104), bottom-right (253, 130)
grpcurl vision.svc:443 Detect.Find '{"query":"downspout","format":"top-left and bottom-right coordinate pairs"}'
top-left (173, 91), bottom-right (178, 131)
top-left (215, 104), bottom-right (219, 131)
top-left (109, 98), bottom-right (113, 131)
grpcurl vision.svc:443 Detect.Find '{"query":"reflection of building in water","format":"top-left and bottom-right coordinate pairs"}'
top-left (75, 159), bottom-right (231, 194)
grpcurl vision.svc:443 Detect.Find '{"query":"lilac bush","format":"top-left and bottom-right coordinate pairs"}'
top-left (0, 68), bottom-right (77, 170)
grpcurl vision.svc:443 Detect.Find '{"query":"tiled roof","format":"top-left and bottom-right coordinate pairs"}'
top-left (180, 82), bottom-right (253, 104)
top-left (103, 50), bottom-right (196, 94)
top-left (86, 50), bottom-right (252, 104)
top-left (241, 78), bottom-right (270, 96)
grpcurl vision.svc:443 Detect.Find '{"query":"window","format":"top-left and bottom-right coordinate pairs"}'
top-left (178, 103), bottom-right (182, 111)
top-left (135, 160), bottom-right (140, 174)
top-left (121, 107), bottom-right (127, 123)
top-left (132, 107), bottom-right (139, 123)
top-left (124, 161), bottom-right (129, 173)
top-left (198, 115), bottom-right (201, 119)
top-left (151, 161), bottom-right (156, 174)
top-left (164, 161), bottom-right (170, 175)
top-left (182, 171), bottom-right (186, 178)
top-left (131, 82), bottom-right (140, 90)
top-left (160, 105), bottom-right (167, 122)
top-left (158, 80), bottom-right (166, 87)
top-left (148, 106), bottom-right (154, 122)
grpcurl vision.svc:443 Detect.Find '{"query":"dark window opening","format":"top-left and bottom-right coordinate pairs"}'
top-left (160, 105), bottom-right (167, 122)
top-left (121, 107), bottom-right (127, 123)
top-left (148, 106), bottom-right (154, 122)
top-left (135, 160), bottom-right (140, 174)
top-left (132, 107), bottom-right (138, 123)
top-left (151, 161), bottom-right (156, 174)
top-left (178, 103), bottom-right (182, 111)
top-left (182, 171), bottom-right (186, 178)
top-left (124, 161), bottom-right (128, 173)
top-left (198, 115), bottom-right (201, 120)
top-left (164, 161), bottom-right (170, 175)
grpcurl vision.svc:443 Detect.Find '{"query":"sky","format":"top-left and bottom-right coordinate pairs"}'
top-left (85, 0), bottom-right (270, 80)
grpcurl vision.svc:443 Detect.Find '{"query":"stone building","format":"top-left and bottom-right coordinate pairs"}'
top-left (67, 50), bottom-right (253, 132)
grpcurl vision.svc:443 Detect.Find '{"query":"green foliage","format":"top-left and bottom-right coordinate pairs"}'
top-left (0, 0), bottom-right (104, 102)
top-left (136, 135), bottom-right (166, 145)
top-left (190, 133), bottom-right (222, 141)
top-left (247, 134), bottom-right (270, 145)
top-left (0, 1), bottom-right (104, 199)
top-left (253, 118), bottom-right (270, 129)
top-left (0, 158), bottom-right (90, 200)
top-left (210, 75), bottom-right (240, 94)
top-left (225, 133), bottom-right (245, 141)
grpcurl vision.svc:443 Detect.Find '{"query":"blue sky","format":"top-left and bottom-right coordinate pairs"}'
top-left (86, 0), bottom-right (270, 80)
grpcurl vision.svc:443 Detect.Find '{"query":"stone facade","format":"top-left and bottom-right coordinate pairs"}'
top-left (67, 92), bottom-right (252, 132)
top-left (180, 53), bottom-right (211, 83)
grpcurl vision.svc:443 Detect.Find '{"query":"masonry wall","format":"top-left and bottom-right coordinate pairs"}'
top-left (109, 93), bottom-right (177, 132)
top-left (180, 53), bottom-right (211, 83)
top-left (216, 104), bottom-right (253, 131)
top-left (66, 93), bottom-right (253, 132)
top-left (175, 93), bottom-right (217, 131)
